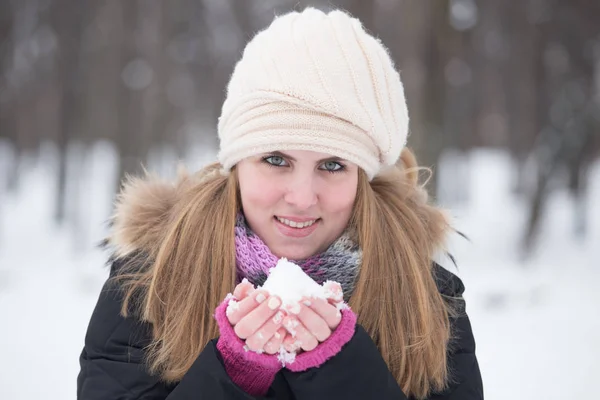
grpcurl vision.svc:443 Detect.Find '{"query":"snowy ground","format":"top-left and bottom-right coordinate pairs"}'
top-left (0, 146), bottom-right (598, 400)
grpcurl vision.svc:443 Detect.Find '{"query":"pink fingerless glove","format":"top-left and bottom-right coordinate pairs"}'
top-left (214, 298), bottom-right (282, 396)
top-left (285, 306), bottom-right (357, 373)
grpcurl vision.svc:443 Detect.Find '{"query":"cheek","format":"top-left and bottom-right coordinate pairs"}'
top-left (321, 178), bottom-right (357, 215)
top-left (239, 172), bottom-right (283, 211)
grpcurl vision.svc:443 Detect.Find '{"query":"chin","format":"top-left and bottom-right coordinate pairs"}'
top-left (272, 245), bottom-right (317, 261)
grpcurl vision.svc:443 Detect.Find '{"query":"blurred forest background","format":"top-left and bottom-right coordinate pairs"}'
top-left (2, 2), bottom-right (600, 399)
top-left (1, 0), bottom-right (599, 255)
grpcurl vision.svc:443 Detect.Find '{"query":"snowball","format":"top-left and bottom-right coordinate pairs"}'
top-left (261, 258), bottom-right (328, 308)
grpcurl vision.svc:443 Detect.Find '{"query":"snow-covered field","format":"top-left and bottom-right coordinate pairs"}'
top-left (0, 145), bottom-right (598, 399)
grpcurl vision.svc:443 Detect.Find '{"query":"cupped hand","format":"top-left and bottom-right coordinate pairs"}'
top-left (281, 293), bottom-right (344, 353)
top-left (225, 280), bottom-right (345, 354)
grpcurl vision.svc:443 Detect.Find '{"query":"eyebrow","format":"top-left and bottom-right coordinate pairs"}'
top-left (269, 151), bottom-right (345, 164)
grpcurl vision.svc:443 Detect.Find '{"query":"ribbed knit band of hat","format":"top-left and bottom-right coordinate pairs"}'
top-left (217, 7), bottom-right (409, 181)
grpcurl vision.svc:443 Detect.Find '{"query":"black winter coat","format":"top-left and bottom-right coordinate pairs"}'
top-left (77, 260), bottom-right (483, 400)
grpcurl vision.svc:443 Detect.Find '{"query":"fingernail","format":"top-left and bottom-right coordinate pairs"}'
top-left (274, 331), bottom-right (281, 339)
top-left (302, 299), bottom-right (312, 307)
top-left (256, 293), bottom-right (266, 303)
top-left (268, 297), bottom-right (281, 310)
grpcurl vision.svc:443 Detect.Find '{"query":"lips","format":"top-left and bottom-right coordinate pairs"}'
top-left (275, 216), bottom-right (318, 229)
top-left (274, 216), bottom-right (321, 238)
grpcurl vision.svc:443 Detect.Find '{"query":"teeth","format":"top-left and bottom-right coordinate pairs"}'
top-left (276, 217), bottom-right (317, 229)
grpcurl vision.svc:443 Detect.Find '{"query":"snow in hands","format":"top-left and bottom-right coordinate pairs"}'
top-left (262, 258), bottom-right (340, 307)
top-left (248, 258), bottom-right (347, 364)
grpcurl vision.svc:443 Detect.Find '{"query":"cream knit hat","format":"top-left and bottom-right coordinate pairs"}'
top-left (217, 7), bottom-right (409, 180)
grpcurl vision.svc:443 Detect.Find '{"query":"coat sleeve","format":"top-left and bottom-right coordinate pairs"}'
top-left (77, 260), bottom-right (274, 400)
top-left (427, 265), bottom-right (484, 400)
top-left (281, 265), bottom-right (483, 400)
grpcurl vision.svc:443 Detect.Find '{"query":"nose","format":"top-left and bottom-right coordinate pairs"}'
top-left (283, 171), bottom-right (318, 210)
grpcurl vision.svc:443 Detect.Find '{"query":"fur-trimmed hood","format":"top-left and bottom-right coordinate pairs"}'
top-left (106, 168), bottom-right (222, 258)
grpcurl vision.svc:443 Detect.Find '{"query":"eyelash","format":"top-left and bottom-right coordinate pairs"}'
top-left (261, 156), bottom-right (346, 174)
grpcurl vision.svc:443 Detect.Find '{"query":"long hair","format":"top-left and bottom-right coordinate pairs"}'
top-left (349, 149), bottom-right (452, 397)
top-left (112, 149), bottom-right (452, 399)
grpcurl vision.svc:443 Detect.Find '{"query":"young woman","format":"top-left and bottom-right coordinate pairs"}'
top-left (77, 8), bottom-right (483, 400)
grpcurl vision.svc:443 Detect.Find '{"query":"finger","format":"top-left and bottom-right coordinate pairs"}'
top-left (233, 278), bottom-right (255, 300)
top-left (234, 296), bottom-right (282, 339)
top-left (264, 327), bottom-right (287, 355)
top-left (282, 317), bottom-right (300, 352)
top-left (294, 301), bottom-right (332, 342)
top-left (227, 290), bottom-right (268, 325)
top-left (246, 310), bottom-right (285, 352)
top-left (283, 316), bottom-right (318, 352)
top-left (304, 297), bottom-right (342, 330)
top-left (283, 331), bottom-right (304, 353)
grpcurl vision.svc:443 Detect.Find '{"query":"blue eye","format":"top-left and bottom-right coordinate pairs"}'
top-left (263, 156), bottom-right (288, 167)
top-left (320, 161), bottom-right (344, 173)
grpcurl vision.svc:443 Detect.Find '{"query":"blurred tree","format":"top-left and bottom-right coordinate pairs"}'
top-left (115, 0), bottom-right (149, 186)
top-left (51, 0), bottom-right (88, 224)
top-left (0, 0), bottom-right (18, 191)
top-left (522, 0), bottom-right (600, 255)
top-left (6, 0), bottom-right (43, 190)
top-left (417, 1), bottom-right (456, 198)
top-left (505, 0), bottom-right (538, 195)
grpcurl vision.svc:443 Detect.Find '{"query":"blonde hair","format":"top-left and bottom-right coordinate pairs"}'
top-left (114, 148), bottom-right (453, 399)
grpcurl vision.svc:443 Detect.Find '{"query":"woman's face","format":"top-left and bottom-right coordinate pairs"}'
top-left (237, 150), bottom-right (359, 260)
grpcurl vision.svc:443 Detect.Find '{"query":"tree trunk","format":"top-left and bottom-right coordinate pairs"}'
top-left (0, 0), bottom-right (18, 191)
top-left (50, 0), bottom-right (87, 225)
top-left (115, 0), bottom-right (149, 190)
top-left (417, 1), bottom-right (453, 198)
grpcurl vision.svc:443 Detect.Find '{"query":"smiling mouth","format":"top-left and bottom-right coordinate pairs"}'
top-left (274, 216), bottom-right (321, 229)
